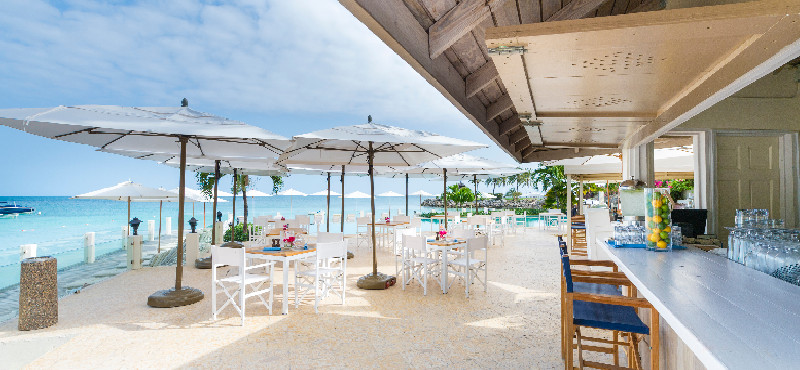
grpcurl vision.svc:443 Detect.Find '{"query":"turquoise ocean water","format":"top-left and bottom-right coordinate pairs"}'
top-left (0, 195), bottom-right (439, 289)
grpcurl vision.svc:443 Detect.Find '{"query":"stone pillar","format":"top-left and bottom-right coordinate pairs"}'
top-left (147, 220), bottom-right (155, 241)
top-left (622, 141), bottom-right (655, 187)
top-left (18, 256), bottom-right (58, 331)
top-left (126, 235), bottom-right (142, 270)
top-left (186, 233), bottom-right (200, 267)
top-left (20, 244), bottom-right (36, 260)
top-left (84, 232), bottom-right (95, 264)
top-left (214, 221), bottom-right (224, 245)
top-left (165, 217), bottom-right (172, 235)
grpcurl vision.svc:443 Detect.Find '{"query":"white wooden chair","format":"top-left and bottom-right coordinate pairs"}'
top-left (393, 227), bottom-right (418, 278)
top-left (294, 241), bottom-right (348, 313)
top-left (314, 214), bottom-right (324, 234)
top-left (394, 215), bottom-right (411, 223)
top-left (356, 217), bottom-right (371, 249)
top-left (447, 236), bottom-right (488, 298)
top-left (211, 245), bottom-right (274, 325)
top-left (332, 214), bottom-right (342, 224)
top-left (401, 235), bottom-right (439, 295)
top-left (345, 214), bottom-right (356, 223)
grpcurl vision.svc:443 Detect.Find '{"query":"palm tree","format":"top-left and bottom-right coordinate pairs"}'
top-left (531, 165), bottom-right (577, 210)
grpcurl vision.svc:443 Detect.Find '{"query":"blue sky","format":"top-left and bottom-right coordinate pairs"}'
top-left (0, 0), bottom-right (535, 196)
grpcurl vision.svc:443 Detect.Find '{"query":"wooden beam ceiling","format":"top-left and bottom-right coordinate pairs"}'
top-left (428, 0), bottom-right (508, 59)
top-left (522, 148), bottom-right (619, 162)
top-left (547, 0), bottom-right (611, 22)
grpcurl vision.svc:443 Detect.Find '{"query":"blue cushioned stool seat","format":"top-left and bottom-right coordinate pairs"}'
top-left (573, 300), bottom-right (650, 335)
top-left (573, 282), bottom-right (621, 296)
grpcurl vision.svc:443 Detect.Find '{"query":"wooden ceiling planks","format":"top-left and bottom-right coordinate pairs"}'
top-left (485, 0), bottom-right (800, 152)
top-left (340, 0), bottom-right (672, 163)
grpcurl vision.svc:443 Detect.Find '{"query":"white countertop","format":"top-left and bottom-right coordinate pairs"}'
top-left (599, 239), bottom-right (800, 370)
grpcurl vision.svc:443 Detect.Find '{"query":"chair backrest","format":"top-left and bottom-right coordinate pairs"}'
top-left (295, 215), bottom-right (310, 225)
top-left (346, 214), bottom-right (356, 223)
top-left (466, 212), bottom-right (473, 218)
top-left (284, 219), bottom-right (300, 229)
top-left (561, 255), bottom-right (574, 293)
top-left (212, 245), bottom-right (245, 268)
top-left (332, 214), bottom-right (342, 223)
top-left (316, 241), bottom-right (348, 260)
top-left (558, 241), bottom-right (568, 256)
top-left (403, 235), bottom-right (427, 254)
top-left (504, 211), bottom-right (515, 218)
top-left (394, 215), bottom-right (410, 223)
top-left (395, 227), bottom-right (417, 242)
top-left (452, 214), bottom-right (461, 224)
top-left (548, 208), bottom-right (561, 214)
top-left (491, 211), bottom-right (503, 217)
top-left (318, 232), bottom-right (344, 243)
top-left (408, 217), bottom-right (422, 229)
top-left (381, 212), bottom-right (389, 219)
top-left (451, 228), bottom-right (476, 240)
top-left (465, 236), bottom-right (487, 258)
top-left (314, 214), bottom-right (324, 224)
top-left (357, 217), bottom-right (370, 226)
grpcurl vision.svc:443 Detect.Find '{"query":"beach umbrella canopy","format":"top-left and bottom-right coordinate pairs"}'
top-left (0, 105), bottom-right (290, 160)
top-left (0, 104), bottom-right (294, 308)
top-left (278, 118), bottom-right (487, 290)
top-left (74, 181), bottom-right (179, 234)
top-left (101, 149), bottom-right (288, 177)
top-left (311, 190), bottom-right (341, 196)
top-left (341, 191), bottom-right (372, 199)
top-left (378, 191), bottom-right (404, 197)
top-left (480, 192), bottom-right (497, 199)
top-left (411, 190), bottom-right (434, 196)
top-left (394, 154), bottom-right (519, 227)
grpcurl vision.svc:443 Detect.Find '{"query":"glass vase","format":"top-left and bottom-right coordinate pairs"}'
top-left (645, 188), bottom-right (672, 252)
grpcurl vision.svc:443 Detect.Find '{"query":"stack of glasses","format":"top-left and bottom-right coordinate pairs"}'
top-left (727, 209), bottom-right (800, 285)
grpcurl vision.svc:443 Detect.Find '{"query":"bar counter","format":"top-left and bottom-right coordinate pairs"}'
top-left (598, 240), bottom-right (800, 369)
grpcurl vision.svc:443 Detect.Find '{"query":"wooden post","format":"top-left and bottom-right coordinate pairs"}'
top-left (157, 200), bottom-right (162, 253)
top-left (443, 168), bottom-right (448, 230)
top-left (211, 160), bottom-right (220, 245)
top-left (473, 174), bottom-right (478, 214)
top-left (175, 136), bottom-right (187, 290)
top-left (326, 172), bottom-right (331, 232)
top-left (405, 174), bottom-right (409, 216)
top-left (341, 165), bottom-right (345, 233)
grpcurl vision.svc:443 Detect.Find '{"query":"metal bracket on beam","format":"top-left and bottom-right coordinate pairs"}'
top-left (488, 46), bottom-right (526, 56)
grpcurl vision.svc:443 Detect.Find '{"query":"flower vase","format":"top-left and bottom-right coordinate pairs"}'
top-left (645, 188), bottom-right (672, 252)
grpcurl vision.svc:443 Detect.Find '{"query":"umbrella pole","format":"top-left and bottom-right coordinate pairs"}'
top-left (147, 136), bottom-right (203, 308)
top-left (232, 169), bottom-right (237, 240)
top-left (405, 174), bottom-right (409, 216)
top-left (203, 203), bottom-right (206, 230)
top-left (326, 173), bottom-right (331, 232)
top-left (127, 197), bottom-right (131, 235)
top-left (341, 165), bottom-right (345, 233)
top-left (158, 200), bottom-right (162, 253)
top-left (211, 160), bottom-right (220, 245)
top-left (474, 174), bottom-right (478, 214)
top-left (356, 141), bottom-right (394, 290)
top-left (443, 169), bottom-right (448, 230)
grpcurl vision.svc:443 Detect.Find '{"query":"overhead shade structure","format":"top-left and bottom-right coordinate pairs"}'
top-left (277, 117), bottom-right (486, 290)
top-left (548, 148), bottom-right (695, 181)
top-left (398, 154), bottom-right (520, 227)
top-left (73, 181), bottom-right (179, 235)
top-left (484, 1), bottom-right (800, 161)
top-left (378, 191), bottom-right (404, 218)
top-left (277, 188), bottom-right (307, 215)
top-left (0, 104), bottom-right (291, 308)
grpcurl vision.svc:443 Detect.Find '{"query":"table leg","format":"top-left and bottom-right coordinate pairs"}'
top-left (442, 249), bottom-right (448, 294)
top-left (282, 260), bottom-right (290, 315)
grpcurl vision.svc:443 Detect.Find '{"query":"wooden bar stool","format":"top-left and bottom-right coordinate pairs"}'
top-left (570, 216), bottom-right (588, 257)
top-left (561, 254), bottom-right (659, 370)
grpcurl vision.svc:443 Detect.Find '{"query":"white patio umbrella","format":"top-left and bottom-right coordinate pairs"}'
top-left (277, 117), bottom-right (486, 290)
top-left (410, 190), bottom-right (434, 213)
top-left (73, 181), bottom-right (179, 234)
top-left (0, 104), bottom-right (291, 308)
top-left (341, 191), bottom-right (372, 198)
top-left (277, 188), bottom-right (307, 215)
top-left (311, 190), bottom-right (341, 196)
top-left (480, 191), bottom-right (497, 199)
top-left (134, 189), bottom-right (226, 252)
top-left (378, 191), bottom-right (404, 218)
top-left (397, 154), bottom-right (520, 226)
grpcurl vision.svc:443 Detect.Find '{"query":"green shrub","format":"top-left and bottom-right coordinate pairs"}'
top-left (223, 223), bottom-right (251, 242)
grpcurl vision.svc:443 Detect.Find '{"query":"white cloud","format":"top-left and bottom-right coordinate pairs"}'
top-left (0, 0), bottom-right (470, 128)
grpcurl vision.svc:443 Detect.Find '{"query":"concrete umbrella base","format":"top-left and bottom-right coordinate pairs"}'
top-left (356, 272), bottom-right (395, 290)
top-left (147, 287), bottom-right (204, 308)
top-left (347, 251), bottom-right (354, 259)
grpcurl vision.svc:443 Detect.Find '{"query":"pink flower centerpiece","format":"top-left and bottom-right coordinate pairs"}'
top-left (385, 216), bottom-right (390, 224)
top-left (282, 236), bottom-right (296, 249)
top-left (438, 230), bottom-right (447, 241)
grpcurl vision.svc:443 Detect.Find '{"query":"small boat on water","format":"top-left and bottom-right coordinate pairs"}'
top-left (0, 201), bottom-right (35, 215)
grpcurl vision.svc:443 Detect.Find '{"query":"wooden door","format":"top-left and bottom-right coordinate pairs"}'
top-left (715, 135), bottom-right (781, 240)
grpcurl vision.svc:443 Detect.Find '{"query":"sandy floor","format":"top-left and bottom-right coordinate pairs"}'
top-left (1, 229), bottom-right (568, 369)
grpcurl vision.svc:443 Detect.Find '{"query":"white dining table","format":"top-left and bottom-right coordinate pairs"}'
top-left (538, 212), bottom-right (564, 231)
top-left (426, 239), bottom-right (466, 294)
top-left (245, 247), bottom-right (316, 315)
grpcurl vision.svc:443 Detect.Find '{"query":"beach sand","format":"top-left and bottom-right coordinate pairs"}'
top-left (0, 229), bottom-right (589, 368)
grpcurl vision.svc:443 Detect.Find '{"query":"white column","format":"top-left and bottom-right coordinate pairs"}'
top-left (121, 226), bottom-right (128, 249)
top-left (84, 232), bottom-right (96, 264)
top-left (186, 233), bottom-right (200, 266)
top-left (20, 244), bottom-right (36, 260)
top-left (165, 217), bottom-right (172, 235)
top-left (126, 235), bottom-right (142, 270)
top-left (147, 220), bottom-right (155, 241)
top-left (214, 221), bottom-right (224, 245)
top-left (566, 175), bottom-right (572, 250)
top-left (622, 141), bottom-right (655, 187)
top-left (579, 180), bottom-right (584, 215)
